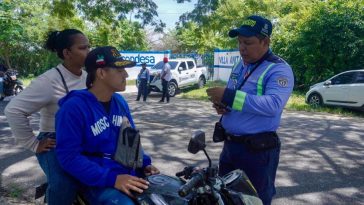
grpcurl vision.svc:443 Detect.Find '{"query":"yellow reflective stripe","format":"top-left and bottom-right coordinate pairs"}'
top-left (232, 91), bottom-right (247, 111)
top-left (257, 63), bottom-right (275, 96)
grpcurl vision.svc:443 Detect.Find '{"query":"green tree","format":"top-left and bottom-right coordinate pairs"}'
top-left (176, 0), bottom-right (273, 53)
top-left (177, 0), bottom-right (364, 90)
top-left (87, 20), bottom-right (149, 50)
top-left (51, 0), bottom-right (165, 31)
top-left (0, 1), bottom-right (25, 69)
top-left (0, 0), bottom-right (156, 76)
top-left (273, 0), bottom-right (364, 89)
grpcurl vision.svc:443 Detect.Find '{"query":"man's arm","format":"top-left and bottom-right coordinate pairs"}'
top-left (221, 64), bottom-right (294, 116)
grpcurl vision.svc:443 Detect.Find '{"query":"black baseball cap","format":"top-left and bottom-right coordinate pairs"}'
top-left (229, 15), bottom-right (272, 38)
top-left (85, 46), bottom-right (136, 73)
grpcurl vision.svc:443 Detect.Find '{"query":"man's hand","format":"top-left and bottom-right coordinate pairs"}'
top-left (206, 87), bottom-right (225, 103)
top-left (36, 138), bottom-right (56, 153)
top-left (114, 174), bottom-right (149, 198)
top-left (144, 165), bottom-right (160, 176)
top-left (212, 103), bottom-right (229, 115)
top-left (206, 87), bottom-right (229, 115)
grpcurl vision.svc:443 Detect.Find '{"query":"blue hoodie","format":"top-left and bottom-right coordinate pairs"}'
top-left (55, 89), bottom-right (151, 188)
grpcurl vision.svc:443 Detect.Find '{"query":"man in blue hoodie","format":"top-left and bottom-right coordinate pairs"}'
top-left (56, 46), bottom-right (159, 205)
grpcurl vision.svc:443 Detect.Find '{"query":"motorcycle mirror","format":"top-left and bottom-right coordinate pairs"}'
top-left (188, 131), bottom-right (206, 154)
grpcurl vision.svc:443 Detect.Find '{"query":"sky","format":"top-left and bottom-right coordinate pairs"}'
top-left (153, 0), bottom-right (197, 30)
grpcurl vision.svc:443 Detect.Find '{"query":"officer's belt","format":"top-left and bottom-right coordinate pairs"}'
top-left (225, 131), bottom-right (278, 144)
top-left (225, 131), bottom-right (280, 151)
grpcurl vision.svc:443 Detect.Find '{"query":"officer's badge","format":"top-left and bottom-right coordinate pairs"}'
top-left (230, 73), bottom-right (238, 80)
top-left (277, 77), bottom-right (288, 87)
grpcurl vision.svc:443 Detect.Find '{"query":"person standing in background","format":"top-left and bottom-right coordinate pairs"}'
top-left (136, 62), bottom-right (150, 102)
top-left (159, 57), bottom-right (172, 103)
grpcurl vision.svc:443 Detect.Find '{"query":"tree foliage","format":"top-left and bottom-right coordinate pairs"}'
top-left (272, 0), bottom-right (364, 88)
top-left (0, 0), bottom-right (159, 76)
top-left (176, 0), bottom-right (364, 89)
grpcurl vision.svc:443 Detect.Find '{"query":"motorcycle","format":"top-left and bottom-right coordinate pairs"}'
top-left (0, 69), bottom-right (23, 101)
top-left (35, 131), bottom-right (263, 205)
top-left (134, 130), bottom-right (263, 205)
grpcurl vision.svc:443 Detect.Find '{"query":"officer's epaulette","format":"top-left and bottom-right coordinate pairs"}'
top-left (266, 54), bottom-right (286, 64)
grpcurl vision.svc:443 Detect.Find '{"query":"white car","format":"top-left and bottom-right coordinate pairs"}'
top-left (146, 58), bottom-right (208, 97)
top-left (305, 69), bottom-right (364, 109)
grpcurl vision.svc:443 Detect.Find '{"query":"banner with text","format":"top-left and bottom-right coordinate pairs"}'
top-left (213, 49), bottom-right (241, 81)
top-left (120, 50), bottom-right (171, 80)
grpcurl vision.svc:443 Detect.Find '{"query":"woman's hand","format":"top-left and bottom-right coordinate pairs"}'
top-left (114, 174), bottom-right (149, 198)
top-left (36, 138), bottom-right (56, 153)
top-left (144, 165), bottom-right (160, 176)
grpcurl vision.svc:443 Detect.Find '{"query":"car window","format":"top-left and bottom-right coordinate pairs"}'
top-left (151, 61), bottom-right (178, 70)
top-left (179, 62), bottom-right (187, 71)
top-left (331, 72), bottom-right (356, 85)
top-left (187, 61), bottom-right (194, 69)
top-left (354, 72), bottom-right (364, 83)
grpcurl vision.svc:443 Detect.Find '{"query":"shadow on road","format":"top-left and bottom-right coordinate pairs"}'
top-left (0, 93), bottom-right (363, 205)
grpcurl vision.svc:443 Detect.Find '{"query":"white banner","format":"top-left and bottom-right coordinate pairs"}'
top-left (120, 50), bottom-right (170, 80)
top-left (213, 49), bottom-right (241, 81)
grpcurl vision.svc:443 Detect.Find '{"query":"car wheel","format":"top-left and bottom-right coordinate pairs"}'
top-left (0, 96), bottom-right (4, 101)
top-left (168, 81), bottom-right (177, 97)
top-left (308, 93), bottom-right (322, 107)
top-left (197, 76), bottom-right (205, 89)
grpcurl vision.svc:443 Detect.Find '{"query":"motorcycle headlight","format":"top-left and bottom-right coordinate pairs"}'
top-left (150, 193), bottom-right (168, 205)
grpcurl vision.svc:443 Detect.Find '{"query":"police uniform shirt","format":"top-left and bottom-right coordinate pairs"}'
top-left (139, 68), bottom-right (149, 79)
top-left (221, 52), bottom-right (294, 135)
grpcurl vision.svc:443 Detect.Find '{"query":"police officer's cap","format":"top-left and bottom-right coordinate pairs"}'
top-left (229, 15), bottom-right (272, 38)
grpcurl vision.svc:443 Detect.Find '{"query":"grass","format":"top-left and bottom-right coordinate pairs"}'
top-left (127, 79), bottom-right (136, 86)
top-left (179, 80), bottom-right (226, 101)
top-left (19, 75), bottom-right (34, 87)
top-left (7, 184), bottom-right (24, 199)
top-left (179, 81), bottom-right (364, 118)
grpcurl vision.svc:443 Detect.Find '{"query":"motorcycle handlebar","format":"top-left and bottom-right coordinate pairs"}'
top-left (178, 172), bottom-right (203, 197)
top-left (176, 166), bottom-right (194, 177)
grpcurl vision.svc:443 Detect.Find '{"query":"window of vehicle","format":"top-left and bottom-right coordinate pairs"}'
top-left (354, 72), bottom-right (364, 83)
top-left (330, 72), bottom-right (356, 85)
top-left (179, 62), bottom-right (187, 71)
top-left (187, 61), bottom-right (194, 69)
top-left (151, 61), bottom-right (178, 70)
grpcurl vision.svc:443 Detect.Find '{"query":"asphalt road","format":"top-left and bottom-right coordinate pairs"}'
top-left (0, 87), bottom-right (363, 205)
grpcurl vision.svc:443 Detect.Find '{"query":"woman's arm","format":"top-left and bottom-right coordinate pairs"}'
top-left (5, 75), bottom-right (54, 152)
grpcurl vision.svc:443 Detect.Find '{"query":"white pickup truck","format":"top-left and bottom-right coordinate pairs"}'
top-left (145, 58), bottom-right (208, 97)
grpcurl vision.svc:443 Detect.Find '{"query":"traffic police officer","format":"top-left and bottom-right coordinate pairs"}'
top-left (206, 15), bottom-right (294, 205)
top-left (136, 62), bottom-right (150, 102)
